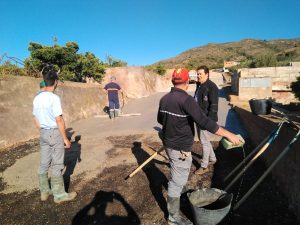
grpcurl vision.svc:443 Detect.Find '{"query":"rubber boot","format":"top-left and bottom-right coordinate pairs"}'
top-left (39, 173), bottom-right (52, 201)
top-left (167, 196), bottom-right (193, 225)
top-left (109, 110), bottom-right (115, 119)
top-left (114, 109), bottom-right (120, 117)
top-left (51, 176), bottom-right (77, 204)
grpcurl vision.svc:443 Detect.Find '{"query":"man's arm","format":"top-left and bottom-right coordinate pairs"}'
top-left (157, 99), bottom-right (164, 125)
top-left (56, 115), bottom-right (71, 148)
top-left (184, 96), bottom-right (241, 145)
top-left (33, 117), bottom-right (40, 129)
top-left (184, 96), bottom-right (219, 133)
top-left (215, 127), bottom-right (241, 145)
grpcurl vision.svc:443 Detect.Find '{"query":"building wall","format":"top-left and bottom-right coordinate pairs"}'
top-left (232, 66), bottom-right (300, 102)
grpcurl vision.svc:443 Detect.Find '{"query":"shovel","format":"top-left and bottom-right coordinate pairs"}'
top-left (125, 146), bottom-right (164, 180)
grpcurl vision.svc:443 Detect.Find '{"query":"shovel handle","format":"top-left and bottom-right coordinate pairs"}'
top-left (125, 146), bottom-right (164, 180)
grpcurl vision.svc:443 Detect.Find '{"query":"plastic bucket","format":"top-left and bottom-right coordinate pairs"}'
top-left (249, 99), bottom-right (272, 115)
top-left (188, 188), bottom-right (233, 225)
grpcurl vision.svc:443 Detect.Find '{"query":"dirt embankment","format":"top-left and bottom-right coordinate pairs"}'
top-left (0, 67), bottom-right (171, 150)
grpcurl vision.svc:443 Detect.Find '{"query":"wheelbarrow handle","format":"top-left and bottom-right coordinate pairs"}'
top-left (272, 108), bottom-right (300, 130)
top-left (224, 121), bottom-right (284, 184)
top-left (233, 129), bottom-right (300, 210)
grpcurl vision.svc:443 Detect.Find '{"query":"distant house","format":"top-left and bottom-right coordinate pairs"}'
top-left (224, 61), bottom-right (240, 68)
top-left (231, 66), bottom-right (300, 104)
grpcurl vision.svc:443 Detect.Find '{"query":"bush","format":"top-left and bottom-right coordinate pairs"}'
top-left (154, 64), bottom-right (166, 76)
top-left (0, 61), bottom-right (27, 79)
top-left (25, 42), bottom-right (106, 82)
top-left (291, 75), bottom-right (300, 101)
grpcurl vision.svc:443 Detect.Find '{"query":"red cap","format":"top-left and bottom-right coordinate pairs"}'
top-left (172, 68), bottom-right (189, 84)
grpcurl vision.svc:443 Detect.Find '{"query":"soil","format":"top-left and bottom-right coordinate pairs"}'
top-left (0, 135), bottom-right (298, 225)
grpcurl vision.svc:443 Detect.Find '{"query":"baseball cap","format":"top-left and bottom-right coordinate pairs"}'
top-left (172, 68), bottom-right (189, 84)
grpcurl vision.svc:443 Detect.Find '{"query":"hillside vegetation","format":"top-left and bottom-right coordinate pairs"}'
top-left (153, 38), bottom-right (300, 69)
top-left (0, 42), bottom-right (127, 82)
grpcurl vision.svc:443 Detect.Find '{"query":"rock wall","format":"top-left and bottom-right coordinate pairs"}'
top-left (0, 67), bottom-right (171, 150)
top-left (103, 67), bottom-right (171, 98)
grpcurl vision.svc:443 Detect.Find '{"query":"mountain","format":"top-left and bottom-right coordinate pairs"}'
top-left (153, 38), bottom-right (300, 69)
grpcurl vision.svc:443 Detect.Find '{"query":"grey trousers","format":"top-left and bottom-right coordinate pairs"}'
top-left (197, 126), bottom-right (216, 168)
top-left (166, 148), bottom-right (192, 198)
top-left (39, 128), bottom-right (65, 177)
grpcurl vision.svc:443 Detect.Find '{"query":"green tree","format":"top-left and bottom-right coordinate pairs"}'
top-left (25, 42), bottom-right (106, 82)
top-left (78, 52), bottom-right (106, 82)
top-left (154, 64), bottom-right (166, 76)
top-left (291, 75), bottom-right (300, 100)
top-left (254, 54), bottom-right (277, 67)
top-left (185, 62), bottom-right (196, 71)
top-left (105, 54), bottom-right (127, 67)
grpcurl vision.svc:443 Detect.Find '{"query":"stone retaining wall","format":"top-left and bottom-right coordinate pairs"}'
top-left (234, 106), bottom-right (300, 222)
top-left (0, 76), bottom-right (107, 149)
top-left (0, 67), bottom-right (171, 150)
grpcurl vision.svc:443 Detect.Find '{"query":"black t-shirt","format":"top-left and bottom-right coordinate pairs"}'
top-left (104, 82), bottom-right (121, 100)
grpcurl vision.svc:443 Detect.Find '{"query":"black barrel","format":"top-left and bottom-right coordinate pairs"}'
top-left (249, 99), bottom-right (272, 115)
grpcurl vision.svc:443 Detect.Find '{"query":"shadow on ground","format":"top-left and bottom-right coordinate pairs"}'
top-left (0, 135), bottom-right (298, 225)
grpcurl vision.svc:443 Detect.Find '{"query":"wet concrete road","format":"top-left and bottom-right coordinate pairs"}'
top-left (1, 72), bottom-right (247, 194)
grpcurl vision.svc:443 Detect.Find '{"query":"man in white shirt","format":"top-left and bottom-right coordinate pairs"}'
top-left (33, 70), bottom-right (77, 203)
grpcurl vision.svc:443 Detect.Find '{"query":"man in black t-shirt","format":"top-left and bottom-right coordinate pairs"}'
top-left (104, 76), bottom-right (123, 119)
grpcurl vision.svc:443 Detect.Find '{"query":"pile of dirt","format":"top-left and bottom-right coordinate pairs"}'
top-left (0, 135), bottom-right (298, 225)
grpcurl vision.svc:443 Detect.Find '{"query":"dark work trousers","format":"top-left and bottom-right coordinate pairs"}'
top-left (108, 98), bottom-right (120, 110)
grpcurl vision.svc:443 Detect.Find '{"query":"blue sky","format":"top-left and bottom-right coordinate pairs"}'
top-left (1, 0), bottom-right (300, 66)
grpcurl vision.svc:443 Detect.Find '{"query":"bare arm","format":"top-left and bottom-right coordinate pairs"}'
top-left (215, 127), bottom-right (241, 145)
top-left (33, 117), bottom-right (40, 129)
top-left (56, 115), bottom-right (71, 148)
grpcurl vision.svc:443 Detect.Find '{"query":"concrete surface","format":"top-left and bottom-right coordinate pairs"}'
top-left (0, 72), bottom-right (247, 195)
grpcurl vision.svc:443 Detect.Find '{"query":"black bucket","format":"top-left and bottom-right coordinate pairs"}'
top-left (188, 188), bottom-right (233, 225)
top-left (249, 99), bottom-right (272, 115)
